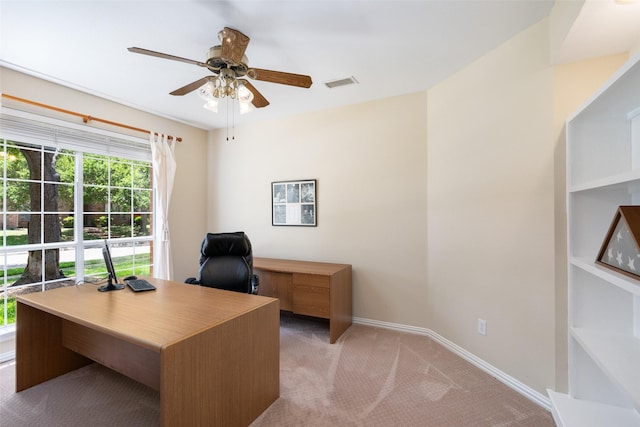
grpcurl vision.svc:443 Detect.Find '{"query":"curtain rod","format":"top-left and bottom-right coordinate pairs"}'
top-left (1, 93), bottom-right (182, 142)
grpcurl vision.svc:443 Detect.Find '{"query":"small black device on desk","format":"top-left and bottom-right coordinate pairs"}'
top-left (123, 275), bottom-right (156, 292)
top-left (97, 240), bottom-right (156, 293)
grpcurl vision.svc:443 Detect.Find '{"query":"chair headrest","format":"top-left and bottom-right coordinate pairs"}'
top-left (200, 232), bottom-right (251, 258)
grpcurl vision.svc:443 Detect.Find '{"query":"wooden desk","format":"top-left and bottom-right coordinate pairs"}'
top-left (16, 278), bottom-right (280, 427)
top-left (254, 257), bottom-right (352, 343)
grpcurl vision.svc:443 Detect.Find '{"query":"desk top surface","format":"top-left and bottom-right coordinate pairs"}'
top-left (254, 257), bottom-right (351, 275)
top-left (17, 278), bottom-right (277, 351)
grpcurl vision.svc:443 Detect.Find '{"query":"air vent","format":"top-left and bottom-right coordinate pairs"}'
top-left (324, 76), bottom-right (359, 89)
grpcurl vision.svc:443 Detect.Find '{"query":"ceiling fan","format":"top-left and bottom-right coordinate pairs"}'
top-left (128, 27), bottom-right (313, 110)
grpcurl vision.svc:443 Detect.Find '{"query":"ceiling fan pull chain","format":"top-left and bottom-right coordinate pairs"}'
top-left (232, 98), bottom-right (236, 141)
top-left (226, 96), bottom-right (229, 141)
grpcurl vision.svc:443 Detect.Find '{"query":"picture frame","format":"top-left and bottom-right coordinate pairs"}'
top-left (272, 179), bottom-right (316, 226)
top-left (596, 205), bottom-right (640, 281)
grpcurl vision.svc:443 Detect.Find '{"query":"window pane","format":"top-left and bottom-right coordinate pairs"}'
top-left (60, 215), bottom-right (75, 239)
top-left (57, 246), bottom-right (76, 278)
top-left (83, 154), bottom-right (108, 186)
top-left (55, 151), bottom-right (75, 184)
top-left (110, 188), bottom-right (131, 212)
top-left (110, 214), bottom-right (132, 238)
top-left (111, 160), bottom-right (133, 188)
top-left (110, 241), bottom-right (152, 278)
top-left (57, 182), bottom-right (75, 212)
top-left (1, 251), bottom-right (32, 285)
top-left (5, 180), bottom-right (34, 211)
top-left (133, 162), bottom-right (151, 190)
top-left (134, 214), bottom-right (152, 237)
top-left (44, 214), bottom-right (63, 243)
top-left (83, 186), bottom-right (107, 212)
top-left (4, 145), bottom-right (29, 180)
top-left (4, 225), bottom-right (28, 246)
top-left (0, 292), bottom-right (16, 326)
top-left (133, 189), bottom-right (151, 212)
top-left (83, 214), bottom-right (107, 240)
top-left (84, 245), bottom-right (109, 282)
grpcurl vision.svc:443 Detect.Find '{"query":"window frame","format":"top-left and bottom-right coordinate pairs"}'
top-left (0, 108), bottom-right (155, 333)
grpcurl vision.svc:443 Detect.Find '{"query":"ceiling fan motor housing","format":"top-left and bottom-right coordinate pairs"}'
top-left (206, 45), bottom-right (249, 76)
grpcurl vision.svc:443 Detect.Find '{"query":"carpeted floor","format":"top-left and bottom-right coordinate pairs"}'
top-left (0, 315), bottom-right (553, 426)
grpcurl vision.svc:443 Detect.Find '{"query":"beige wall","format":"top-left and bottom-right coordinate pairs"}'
top-left (427, 21), bottom-right (555, 393)
top-left (0, 67), bottom-right (209, 281)
top-left (207, 92), bottom-right (429, 326)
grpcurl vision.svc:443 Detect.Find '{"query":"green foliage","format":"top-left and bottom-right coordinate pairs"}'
top-left (3, 144), bottom-right (29, 179)
top-left (5, 232), bottom-right (28, 246)
top-left (0, 298), bottom-right (16, 326)
top-left (3, 145), bottom-right (30, 211)
top-left (97, 215), bottom-right (107, 227)
top-left (61, 216), bottom-right (74, 228)
top-left (55, 151), bottom-right (75, 211)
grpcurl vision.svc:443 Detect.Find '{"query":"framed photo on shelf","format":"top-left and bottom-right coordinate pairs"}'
top-left (596, 205), bottom-right (640, 281)
top-left (272, 179), bottom-right (316, 226)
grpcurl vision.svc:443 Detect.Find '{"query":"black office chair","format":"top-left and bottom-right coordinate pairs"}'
top-left (185, 231), bottom-right (259, 294)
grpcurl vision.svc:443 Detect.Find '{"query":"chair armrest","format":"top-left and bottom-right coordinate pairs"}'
top-left (185, 277), bottom-right (200, 285)
top-left (251, 274), bottom-right (259, 295)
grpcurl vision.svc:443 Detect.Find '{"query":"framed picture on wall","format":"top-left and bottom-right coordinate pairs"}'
top-left (272, 179), bottom-right (316, 226)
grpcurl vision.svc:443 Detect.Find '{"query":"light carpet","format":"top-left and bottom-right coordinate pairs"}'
top-left (0, 315), bottom-right (553, 426)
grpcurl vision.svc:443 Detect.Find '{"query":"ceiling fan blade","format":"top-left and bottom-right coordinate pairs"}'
top-left (170, 76), bottom-right (212, 96)
top-left (220, 27), bottom-right (250, 65)
top-left (128, 47), bottom-right (211, 69)
top-left (239, 80), bottom-right (270, 108)
top-left (249, 68), bottom-right (312, 88)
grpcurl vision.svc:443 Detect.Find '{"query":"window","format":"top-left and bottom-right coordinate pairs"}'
top-left (0, 111), bottom-right (154, 329)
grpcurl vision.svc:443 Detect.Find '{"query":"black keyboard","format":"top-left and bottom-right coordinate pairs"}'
top-left (125, 279), bottom-right (156, 292)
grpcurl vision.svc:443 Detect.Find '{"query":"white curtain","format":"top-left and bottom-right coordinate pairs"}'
top-left (150, 132), bottom-right (176, 280)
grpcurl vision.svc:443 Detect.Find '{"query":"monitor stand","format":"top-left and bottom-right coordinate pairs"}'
top-left (98, 274), bottom-right (125, 292)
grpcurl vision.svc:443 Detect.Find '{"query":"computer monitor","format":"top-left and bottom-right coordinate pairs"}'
top-left (98, 240), bottom-right (125, 292)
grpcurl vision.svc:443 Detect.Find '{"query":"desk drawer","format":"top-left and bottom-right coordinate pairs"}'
top-left (256, 270), bottom-right (293, 311)
top-left (293, 285), bottom-right (330, 319)
top-left (292, 273), bottom-right (330, 288)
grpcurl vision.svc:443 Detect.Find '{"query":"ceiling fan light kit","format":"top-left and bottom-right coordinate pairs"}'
top-left (128, 27), bottom-right (312, 115)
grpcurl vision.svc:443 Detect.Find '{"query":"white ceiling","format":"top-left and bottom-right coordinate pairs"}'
top-left (1, 0), bottom-right (640, 131)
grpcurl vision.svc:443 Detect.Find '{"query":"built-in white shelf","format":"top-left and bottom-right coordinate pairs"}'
top-left (551, 51), bottom-right (640, 426)
top-left (571, 328), bottom-right (640, 407)
top-left (570, 257), bottom-right (640, 297)
top-left (568, 169), bottom-right (640, 194)
top-left (548, 390), bottom-right (640, 427)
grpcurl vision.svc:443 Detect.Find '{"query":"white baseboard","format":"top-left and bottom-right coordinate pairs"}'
top-left (352, 317), bottom-right (551, 411)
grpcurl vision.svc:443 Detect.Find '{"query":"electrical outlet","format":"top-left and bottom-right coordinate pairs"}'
top-left (478, 318), bottom-right (487, 336)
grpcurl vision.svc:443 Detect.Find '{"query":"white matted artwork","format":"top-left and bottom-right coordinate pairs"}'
top-left (272, 179), bottom-right (316, 226)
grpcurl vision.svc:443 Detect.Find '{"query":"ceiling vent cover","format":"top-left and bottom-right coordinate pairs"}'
top-left (324, 76), bottom-right (359, 89)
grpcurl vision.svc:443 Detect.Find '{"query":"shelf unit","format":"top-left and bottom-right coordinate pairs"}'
top-left (550, 52), bottom-right (640, 426)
